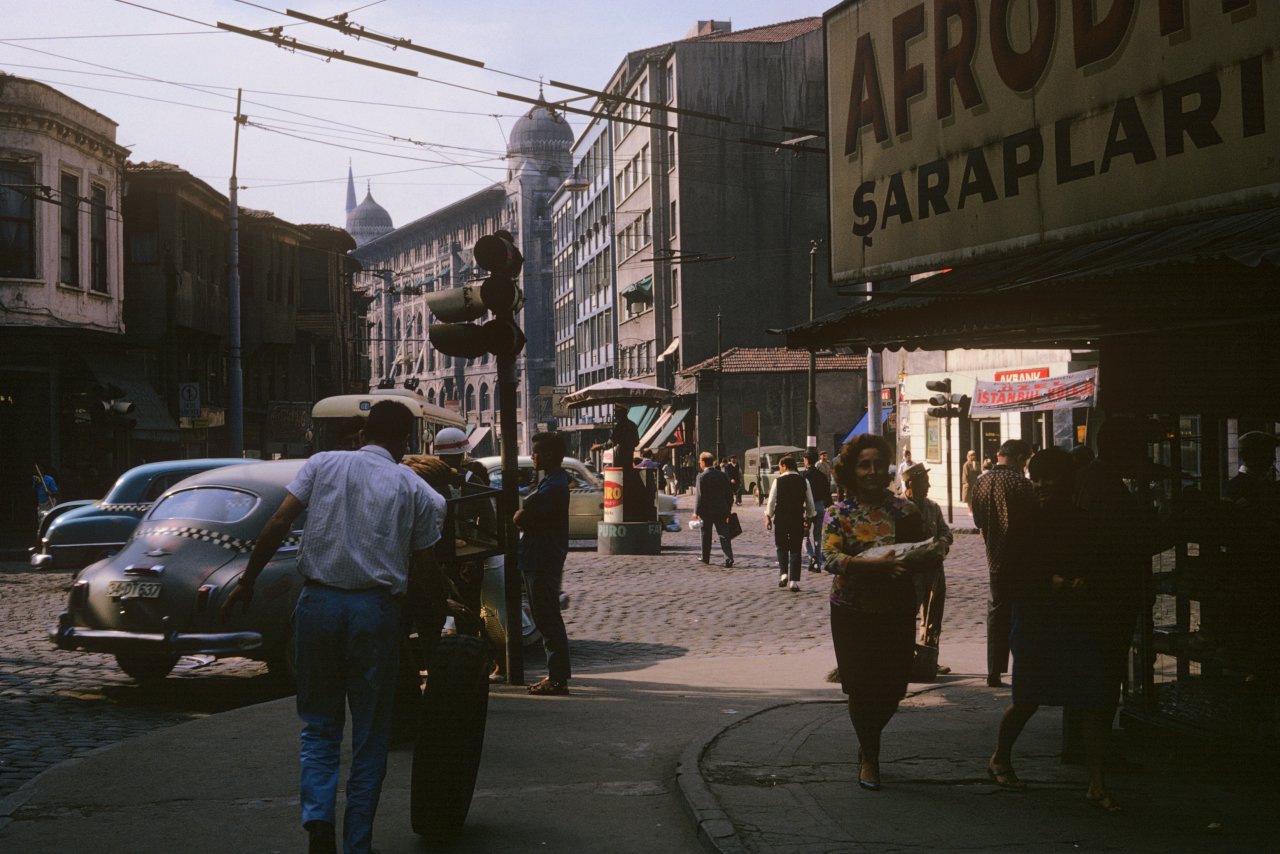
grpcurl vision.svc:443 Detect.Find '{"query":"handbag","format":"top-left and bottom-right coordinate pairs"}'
top-left (725, 512), bottom-right (743, 540)
top-left (911, 643), bottom-right (939, 683)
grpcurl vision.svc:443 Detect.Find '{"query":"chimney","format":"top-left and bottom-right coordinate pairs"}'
top-left (685, 20), bottom-right (731, 38)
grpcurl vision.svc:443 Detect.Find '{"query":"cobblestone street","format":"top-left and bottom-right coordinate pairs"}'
top-left (0, 500), bottom-right (992, 802)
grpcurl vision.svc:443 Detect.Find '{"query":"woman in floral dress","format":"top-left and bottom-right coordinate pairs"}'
top-left (823, 434), bottom-right (925, 790)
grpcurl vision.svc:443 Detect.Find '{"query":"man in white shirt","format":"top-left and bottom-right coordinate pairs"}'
top-left (765, 455), bottom-right (816, 592)
top-left (225, 400), bottom-right (445, 854)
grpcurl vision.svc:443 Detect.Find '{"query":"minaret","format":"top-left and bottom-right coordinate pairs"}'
top-left (345, 160), bottom-right (357, 216)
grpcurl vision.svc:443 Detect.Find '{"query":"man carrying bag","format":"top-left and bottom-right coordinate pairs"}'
top-left (693, 452), bottom-right (736, 567)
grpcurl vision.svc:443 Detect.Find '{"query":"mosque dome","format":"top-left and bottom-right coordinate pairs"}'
top-left (345, 187), bottom-right (394, 247)
top-left (507, 101), bottom-right (574, 160)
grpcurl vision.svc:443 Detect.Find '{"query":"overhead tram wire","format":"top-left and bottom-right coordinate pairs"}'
top-left (0, 44), bottom-right (508, 162)
top-left (107, 1), bottom-right (828, 158)
top-left (255, 4), bottom-right (826, 148)
top-left (0, 60), bottom-right (514, 117)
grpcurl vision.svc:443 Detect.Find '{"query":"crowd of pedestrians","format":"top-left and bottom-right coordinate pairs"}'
top-left (214, 394), bottom-right (1224, 850)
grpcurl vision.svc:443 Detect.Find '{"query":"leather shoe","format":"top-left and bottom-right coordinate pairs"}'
top-left (306, 820), bottom-right (336, 854)
top-left (724, 558), bottom-right (734, 568)
top-left (986, 676), bottom-right (1007, 688)
top-left (697, 557), bottom-right (709, 564)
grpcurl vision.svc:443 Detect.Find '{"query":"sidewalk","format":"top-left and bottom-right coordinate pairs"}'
top-left (2, 641), bottom-right (1275, 853)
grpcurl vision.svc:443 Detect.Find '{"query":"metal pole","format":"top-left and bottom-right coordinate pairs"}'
top-left (865, 280), bottom-right (882, 436)
top-left (806, 240), bottom-right (818, 452)
top-left (715, 309), bottom-right (723, 461)
top-left (228, 88), bottom-right (244, 457)
top-left (497, 352), bottom-right (523, 683)
top-left (380, 270), bottom-right (394, 384)
top-left (945, 414), bottom-right (954, 523)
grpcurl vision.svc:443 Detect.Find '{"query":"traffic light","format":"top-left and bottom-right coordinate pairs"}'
top-left (100, 383), bottom-right (136, 421)
top-left (925, 378), bottom-right (968, 418)
top-left (427, 231), bottom-right (527, 359)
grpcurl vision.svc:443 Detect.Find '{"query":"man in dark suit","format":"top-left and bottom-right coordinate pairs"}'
top-left (723, 455), bottom-right (743, 506)
top-left (693, 452), bottom-right (735, 567)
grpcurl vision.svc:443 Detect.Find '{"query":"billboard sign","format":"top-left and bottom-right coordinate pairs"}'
top-left (825, 0), bottom-right (1280, 285)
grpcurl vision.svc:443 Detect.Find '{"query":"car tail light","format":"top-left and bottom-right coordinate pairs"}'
top-left (196, 584), bottom-right (215, 613)
top-left (69, 580), bottom-right (89, 610)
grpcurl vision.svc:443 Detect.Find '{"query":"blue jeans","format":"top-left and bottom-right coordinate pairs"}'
top-left (294, 584), bottom-right (401, 854)
top-left (805, 501), bottom-right (826, 568)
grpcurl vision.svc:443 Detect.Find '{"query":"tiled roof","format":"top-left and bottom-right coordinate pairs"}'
top-left (127, 160), bottom-right (187, 174)
top-left (688, 18), bottom-right (822, 43)
top-left (681, 346), bottom-right (866, 376)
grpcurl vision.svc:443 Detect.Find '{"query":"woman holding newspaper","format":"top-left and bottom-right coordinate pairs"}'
top-left (823, 433), bottom-right (943, 791)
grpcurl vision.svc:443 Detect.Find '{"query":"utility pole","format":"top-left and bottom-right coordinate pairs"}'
top-left (806, 240), bottom-right (818, 453)
top-left (228, 88), bottom-right (245, 457)
top-left (715, 308), bottom-right (723, 461)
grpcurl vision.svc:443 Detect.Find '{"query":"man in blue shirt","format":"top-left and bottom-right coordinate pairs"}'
top-left (515, 431), bottom-right (572, 696)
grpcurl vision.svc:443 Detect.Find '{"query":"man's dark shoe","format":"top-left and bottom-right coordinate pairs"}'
top-left (697, 557), bottom-right (710, 565)
top-left (986, 676), bottom-right (1007, 688)
top-left (306, 820), bottom-right (336, 854)
top-left (724, 558), bottom-right (734, 568)
top-left (528, 677), bottom-right (569, 696)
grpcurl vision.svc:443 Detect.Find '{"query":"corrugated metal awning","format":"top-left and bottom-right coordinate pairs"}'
top-left (783, 206), bottom-right (1280, 352)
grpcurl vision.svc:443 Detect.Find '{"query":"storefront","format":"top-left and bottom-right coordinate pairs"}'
top-left (803, 1), bottom-right (1280, 740)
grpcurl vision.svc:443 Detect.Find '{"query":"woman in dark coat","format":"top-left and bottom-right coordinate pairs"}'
top-left (988, 447), bottom-right (1132, 813)
top-left (822, 433), bottom-right (925, 790)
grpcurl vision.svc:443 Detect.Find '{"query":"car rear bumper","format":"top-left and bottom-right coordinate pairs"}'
top-left (29, 542), bottom-right (120, 570)
top-left (50, 612), bottom-right (263, 657)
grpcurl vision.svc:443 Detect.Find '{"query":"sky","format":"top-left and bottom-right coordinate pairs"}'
top-left (2, 0), bottom-right (834, 229)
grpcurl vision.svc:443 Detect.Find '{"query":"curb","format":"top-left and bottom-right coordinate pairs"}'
top-left (673, 682), bottom-right (968, 854)
top-left (675, 719), bottom-right (757, 854)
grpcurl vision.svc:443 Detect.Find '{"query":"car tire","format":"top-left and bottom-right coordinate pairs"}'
top-left (411, 633), bottom-right (489, 842)
top-left (115, 652), bottom-right (179, 683)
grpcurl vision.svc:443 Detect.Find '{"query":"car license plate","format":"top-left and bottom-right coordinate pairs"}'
top-left (107, 580), bottom-right (162, 599)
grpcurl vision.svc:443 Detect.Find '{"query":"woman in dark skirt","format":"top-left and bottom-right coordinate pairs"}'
top-left (822, 434), bottom-right (924, 790)
top-left (988, 447), bottom-right (1130, 813)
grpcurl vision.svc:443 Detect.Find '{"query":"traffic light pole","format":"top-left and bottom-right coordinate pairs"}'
top-left (944, 414), bottom-right (953, 523)
top-left (497, 352), bottom-right (523, 684)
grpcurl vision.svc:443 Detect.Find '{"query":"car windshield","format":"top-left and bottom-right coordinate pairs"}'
top-left (150, 487), bottom-right (260, 524)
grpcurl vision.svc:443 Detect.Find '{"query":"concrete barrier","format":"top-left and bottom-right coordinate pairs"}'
top-left (597, 520), bottom-right (662, 555)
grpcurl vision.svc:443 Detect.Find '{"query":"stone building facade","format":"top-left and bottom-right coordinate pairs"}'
top-left (351, 101), bottom-right (572, 452)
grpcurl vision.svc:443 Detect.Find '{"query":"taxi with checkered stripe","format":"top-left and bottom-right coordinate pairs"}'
top-left (50, 460), bottom-right (307, 682)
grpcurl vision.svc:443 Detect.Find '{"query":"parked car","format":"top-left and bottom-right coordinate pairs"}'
top-left (50, 460), bottom-right (307, 682)
top-left (741, 445), bottom-right (808, 504)
top-left (473, 455), bottom-right (678, 538)
top-left (30, 459), bottom-right (253, 571)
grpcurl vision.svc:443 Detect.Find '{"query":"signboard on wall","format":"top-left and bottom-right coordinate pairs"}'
top-left (969, 368), bottom-right (1098, 416)
top-left (825, 0), bottom-right (1280, 285)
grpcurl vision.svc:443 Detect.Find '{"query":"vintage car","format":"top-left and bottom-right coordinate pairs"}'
top-left (741, 445), bottom-right (809, 504)
top-left (30, 458), bottom-right (252, 571)
top-left (474, 455), bottom-right (678, 538)
top-left (50, 460), bottom-right (308, 682)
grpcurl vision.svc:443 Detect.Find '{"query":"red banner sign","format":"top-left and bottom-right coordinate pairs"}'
top-left (970, 368), bottom-right (1098, 416)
